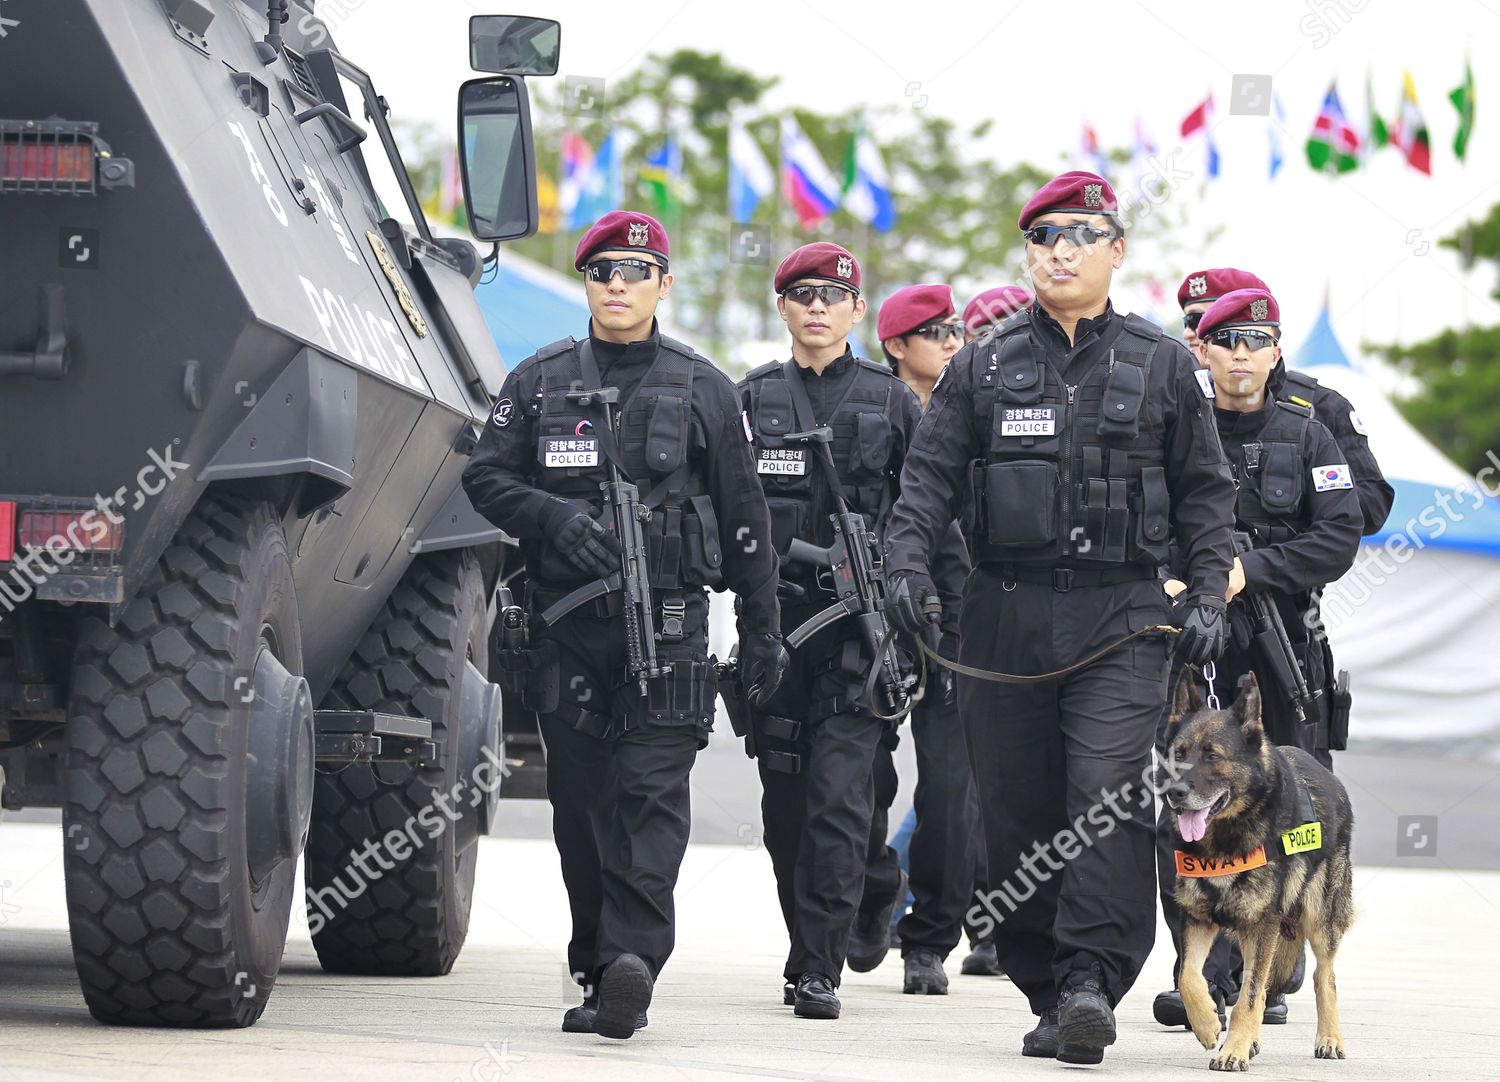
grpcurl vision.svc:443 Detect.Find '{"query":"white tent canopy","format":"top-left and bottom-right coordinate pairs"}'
top-left (1293, 308), bottom-right (1500, 751)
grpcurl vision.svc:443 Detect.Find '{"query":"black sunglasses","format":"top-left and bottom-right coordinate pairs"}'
top-left (585, 257), bottom-right (662, 284)
top-left (1023, 223), bottom-right (1118, 248)
top-left (1206, 328), bottom-right (1279, 352)
top-left (1183, 310), bottom-right (1205, 332)
top-left (783, 283), bottom-right (856, 307)
top-left (911, 320), bottom-right (964, 342)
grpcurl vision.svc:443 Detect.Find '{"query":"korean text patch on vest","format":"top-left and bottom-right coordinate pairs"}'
top-left (540, 436), bottom-right (600, 467)
top-left (1279, 822), bottom-right (1323, 855)
top-left (1312, 464), bottom-right (1353, 491)
top-left (758, 447), bottom-right (808, 475)
top-left (1174, 845), bottom-right (1269, 877)
top-left (1001, 406), bottom-right (1057, 436)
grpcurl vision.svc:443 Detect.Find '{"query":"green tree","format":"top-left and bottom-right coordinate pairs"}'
top-left (1373, 205), bottom-right (1500, 474)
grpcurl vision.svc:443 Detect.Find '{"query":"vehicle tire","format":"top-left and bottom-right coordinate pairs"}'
top-left (305, 549), bottom-right (488, 975)
top-left (63, 495), bottom-right (310, 1027)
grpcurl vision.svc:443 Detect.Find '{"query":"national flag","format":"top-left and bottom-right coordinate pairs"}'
top-left (639, 135), bottom-right (682, 218)
top-left (729, 115), bottom-right (775, 222)
top-left (1306, 84), bottom-right (1361, 175)
top-left (1450, 58), bottom-right (1475, 161)
top-left (564, 131), bottom-right (621, 229)
top-left (1365, 71), bottom-right (1390, 150)
top-left (780, 116), bottom-right (840, 228)
top-left (1269, 93), bottom-right (1287, 179)
top-left (1180, 94), bottom-right (1213, 138)
top-left (536, 170), bottom-right (559, 234)
top-left (842, 120), bottom-right (897, 233)
top-left (1078, 120), bottom-right (1110, 179)
top-left (1392, 70), bottom-right (1432, 175)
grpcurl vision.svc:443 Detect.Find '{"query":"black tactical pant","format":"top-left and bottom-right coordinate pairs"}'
top-left (1156, 633), bottom-right (1333, 996)
top-left (751, 604), bottom-right (886, 985)
top-left (530, 589), bottom-right (712, 990)
top-left (860, 693), bottom-right (980, 959)
top-left (960, 568), bottom-right (1170, 1015)
top-left (860, 739), bottom-right (904, 927)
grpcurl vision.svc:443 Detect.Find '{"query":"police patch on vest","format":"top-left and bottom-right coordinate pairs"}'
top-left (492, 398), bottom-right (514, 427)
top-left (1194, 369), bottom-right (1216, 398)
top-left (757, 447), bottom-right (807, 475)
top-left (1000, 406), bottom-right (1056, 436)
top-left (1312, 464), bottom-right (1353, 491)
top-left (540, 436), bottom-right (599, 467)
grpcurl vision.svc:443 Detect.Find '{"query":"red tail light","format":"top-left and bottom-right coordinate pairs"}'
top-left (18, 509), bottom-right (123, 554)
top-left (0, 502), bottom-right (15, 562)
top-left (0, 142), bottom-right (93, 184)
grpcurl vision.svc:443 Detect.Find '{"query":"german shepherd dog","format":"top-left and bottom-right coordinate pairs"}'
top-left (1163, 672), bottom-right (1354, 1071)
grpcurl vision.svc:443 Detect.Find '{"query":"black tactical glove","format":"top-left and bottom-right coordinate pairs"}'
top-left (740, 632), bottom-right (789, 707)
top-left (548, 502), bottom-right (622, 579)
top-left (1174, 593), bottom-right (1228, 666)
top-left (887, 569), bottom-right (941, 637)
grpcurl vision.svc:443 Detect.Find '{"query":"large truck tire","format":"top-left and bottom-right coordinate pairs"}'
top-left (63, 495), bottom-right (312, 1027)
top-left (305, 549), bottom-right (493, 975)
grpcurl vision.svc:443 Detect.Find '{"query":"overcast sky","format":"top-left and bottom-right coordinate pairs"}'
top-left (337, 0), bottom-right (1500, 356)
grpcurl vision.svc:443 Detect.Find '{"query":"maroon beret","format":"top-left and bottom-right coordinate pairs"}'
top-left (963, 286), bottom-right (1033, 334)
top-left (1196, 288), bottom-right (1281, 339)
top-left (877, 283), bottom-right (956, 341)
top-left (574, 210), bottom-right (669, 271)
top-left (1018, 171), bottom-right (1118, 229)
top-left (773, 242), bottom-right (861, 293)
top-left (1177, 267), bottom-right (1269, 309)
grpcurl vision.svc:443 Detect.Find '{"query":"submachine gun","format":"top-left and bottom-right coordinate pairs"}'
top-left (1231, 528), bottom-right (1321, 725)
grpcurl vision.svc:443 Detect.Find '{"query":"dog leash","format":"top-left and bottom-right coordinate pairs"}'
top-left (907, 624), bottom-right (1181, 686)
top-left (1202, 659), bottom-right (1222, 709)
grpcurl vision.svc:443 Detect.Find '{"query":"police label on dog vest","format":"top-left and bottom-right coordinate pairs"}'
top-left (1174, 845), bottom-right (1269, 877)
top-left (1001, 406), bottom-right (1056, 436)
top-left (540, 437), bottom-right (599, 467)
top-left (1279, 822), bottom-right (1323, 855)
top-left (758, 448), bottom-right (807, 475)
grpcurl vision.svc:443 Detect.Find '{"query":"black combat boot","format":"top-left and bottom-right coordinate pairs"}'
top-left (960, 938), bottom-right (1004, 977)
top-left (1152, 986), bottom-right (1227, 1030)
top-left (594, 954), bottom-right (654, 1040)
top-left (1057, 964), bottom-right (1116, 1065)
top-left (846, 870), bottom-right (906, 973)
top-left (792, 972), bottom-right (841, 1020)
top-left (782, 980), bottom-right (795, 1006)
top-left (1022, 1008), bottom-right (1060, 1058)
top-left (1263, 990), bottom-right (1289, 1024)
top-left (902, 948), bottom-right (949, 995)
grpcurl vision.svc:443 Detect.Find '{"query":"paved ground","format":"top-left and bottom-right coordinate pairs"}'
top-left (3, 819), bottom-right (1498, 1082)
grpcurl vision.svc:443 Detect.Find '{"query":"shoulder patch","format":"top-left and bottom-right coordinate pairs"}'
top-left (491, 397), bottom-right (514, 427)
top-left (1193, 368), bottom-right (1215, 399)
top-left (1312, 464), bottom-right (1354, 492)
top-left (1349, 409), bottom-right (1368, 435)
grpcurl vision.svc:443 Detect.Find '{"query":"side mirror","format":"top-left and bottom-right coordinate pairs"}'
top-left (457, 76), bottom-right (539, 243)
top-left (469, 15), bottom-right (560, 76)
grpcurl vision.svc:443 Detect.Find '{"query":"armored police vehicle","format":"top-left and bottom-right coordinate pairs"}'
top-left (0, 0), bottom-right (554, 1027)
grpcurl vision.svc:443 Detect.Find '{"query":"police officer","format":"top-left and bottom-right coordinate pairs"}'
top-left (845, 284), bottom-right (979, 996)
top-left (963, 285), bottom-right (1035, 344)
top-left (1178, 268), bottom-right (1393, 535)
top-left (738, 242), bottom-right (922, 1020)
top-left (462, 211), bottom-right (786, 1039)
top-left (883, 171), bottom-right (1237, 1064)
top-left (1152, 286), bottom-right (1362, 1029)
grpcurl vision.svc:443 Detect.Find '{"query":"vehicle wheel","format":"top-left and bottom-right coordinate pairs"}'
top-left (305, 549), bottom-right (493, 975)
top-left (63, 495), bottom-right (312, 1027)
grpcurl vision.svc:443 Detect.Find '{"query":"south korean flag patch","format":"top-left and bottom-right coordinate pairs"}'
top-left (1349, 409), bottom-right (1368, 436)
top-left (1312, 464), bottom-right (1353, 492)
top-left (1193, 369), bottom-right (1215, 399)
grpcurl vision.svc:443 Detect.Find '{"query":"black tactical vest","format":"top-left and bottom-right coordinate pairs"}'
top-left (526, 336), bottom-right (723, 590)
top-left (1227, 399), bottom-right (1313, 547)
top-left (968, 311), bottom-right (1172, 566)
top-left (743, 357), bottom-right (900, 554)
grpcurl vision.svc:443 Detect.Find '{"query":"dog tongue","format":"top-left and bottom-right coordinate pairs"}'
top-left (1177, 807), bottom-right (1211, 843)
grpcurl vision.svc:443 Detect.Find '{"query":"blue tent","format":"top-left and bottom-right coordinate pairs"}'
top-left (472, 254), bottom-right (591, 372)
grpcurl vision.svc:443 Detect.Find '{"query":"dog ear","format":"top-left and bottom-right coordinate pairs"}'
top-left (1167, 668), bottom-right (1204, 731)
top-left (1232, 672), bottom-right (1264, 748)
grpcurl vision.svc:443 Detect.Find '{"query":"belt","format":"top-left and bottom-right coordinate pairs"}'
top-left (985, 562), bottom-right (1157, 592)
